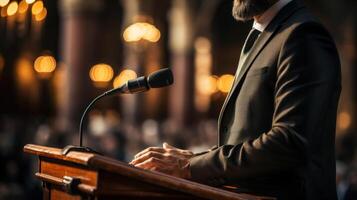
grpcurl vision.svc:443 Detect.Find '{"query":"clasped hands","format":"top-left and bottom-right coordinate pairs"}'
top-left (129, 143), bottom-right (193, 179)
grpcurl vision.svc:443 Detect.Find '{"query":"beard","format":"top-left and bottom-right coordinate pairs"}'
top-left (232, 0), bottom-right (277, 22)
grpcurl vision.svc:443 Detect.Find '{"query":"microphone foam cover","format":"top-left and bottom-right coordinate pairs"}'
top-left (147, 68), bottom-right (174, 88)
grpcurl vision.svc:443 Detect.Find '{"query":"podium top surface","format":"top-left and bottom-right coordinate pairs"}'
top-left (24, 144), bottom-right (98, 165)
top-left (24, 144), bottom-right (274, 200)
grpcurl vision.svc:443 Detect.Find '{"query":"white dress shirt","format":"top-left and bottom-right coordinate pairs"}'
top-left (253, 0), bottom-right (292, 32)
top-left (235, 0), bottom-right (292, 79)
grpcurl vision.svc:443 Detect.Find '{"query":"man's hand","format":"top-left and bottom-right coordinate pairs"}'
top-left (129, 143), bottom-right (194, 179)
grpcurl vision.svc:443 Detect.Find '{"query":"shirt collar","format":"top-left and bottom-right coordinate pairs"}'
top-left (253, 0), bottom-right (292, 32)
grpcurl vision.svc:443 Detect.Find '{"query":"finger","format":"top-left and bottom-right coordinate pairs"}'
top-left (163, 142), bottom-right (183, 151)
top-left (133, 147), bottom-right (156, 159)
top-left (163, 142), bottom-right (175, 149)
top-left (163, 143), bottom-right (193, 157)
top-left (132, 150), bottom-right (179, 165)
top-left (131, 151), bottom-right (165, 165)
top-left (134, 147), bottom-right (166, 159)
top-left (135, 157), bottom-right (169, 169)
top-left (135, 158), bottom-right (158, 169)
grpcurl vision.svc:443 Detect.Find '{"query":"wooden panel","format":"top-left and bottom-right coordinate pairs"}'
top-left (25, 144), bottom-right (275, 200)
top-left (96, 170), bottom-right (204, 199)
top-left (40, 158), bottom-right (98, 188)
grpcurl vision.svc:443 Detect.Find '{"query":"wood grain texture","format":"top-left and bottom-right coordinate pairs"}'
top-left (24, 144), bottom-right (276, 200)
top-left (24, 144), bottom-right (95, 165)
top-left (40, 158), bottom-right (98, 186)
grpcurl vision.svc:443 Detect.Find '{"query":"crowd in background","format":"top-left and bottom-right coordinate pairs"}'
top-left (0, 111), bottom-right (356, 200)
top-left (0, 111), bottom-right (217, 199)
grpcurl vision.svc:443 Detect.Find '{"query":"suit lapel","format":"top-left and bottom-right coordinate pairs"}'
top-left (217, 0), bottom-right (304, 144)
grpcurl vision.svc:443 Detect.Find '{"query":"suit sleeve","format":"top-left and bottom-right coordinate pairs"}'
top-left (193, 145), bottom-right (219, 157)
top-left (189, 22), bottom-right (341, 184)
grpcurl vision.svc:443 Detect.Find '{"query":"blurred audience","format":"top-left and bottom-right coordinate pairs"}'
top-left (0, 112), bottom-right (356, 199)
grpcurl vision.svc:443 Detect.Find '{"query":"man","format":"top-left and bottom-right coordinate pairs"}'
top-left (130, 0), bottom-right (341, 199)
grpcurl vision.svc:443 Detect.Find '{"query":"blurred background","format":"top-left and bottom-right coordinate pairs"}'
top-left (0, 0), bottom-right (356, 199)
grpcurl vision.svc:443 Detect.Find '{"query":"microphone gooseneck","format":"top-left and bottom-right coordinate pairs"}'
top-left (78, 93), bottom-right (106, 147)
top-left (61, 68), bottom-right (173, 155)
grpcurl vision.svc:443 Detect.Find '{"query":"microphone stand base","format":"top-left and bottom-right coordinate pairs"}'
top-left (61, 145), bottom-right (101, 155)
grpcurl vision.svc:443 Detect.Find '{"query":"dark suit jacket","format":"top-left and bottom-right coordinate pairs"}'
top-left (189, 1), bottom-right (341, 199)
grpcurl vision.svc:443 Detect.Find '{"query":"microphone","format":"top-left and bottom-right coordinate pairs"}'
top-left (61, 68), bottom-right (174, 155)
top-left (105, 68), bottom-right (173, 95)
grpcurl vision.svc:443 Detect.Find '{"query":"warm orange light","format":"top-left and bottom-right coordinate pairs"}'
top-left (142, 24), bottom-right (161, 42)
top-left (34, 55), bottom-right (56, 74)
top-left (18, 0), bottom-right (28, 14)
top-left (25, 0), bottom-right (35, 4)
top-left (31, 0), bottom-right (43, 15)
top-left (6, 1), bottom-right (18, 16)
top-left (34, 7), bottom-right (46, 21)
top-left (123, 22), bottom-right (161, 43)
top-left (89, 64), bottom-right (114, 83)
top-left (217, 74), bottom-right (234, 93)
top-left (1, 7), bottom-right (7, 17)
top-left (113, 69), bottom-right (137, 88)
top-left (337, 112), bottom-right (351, 130)
top-left (17, 58), bottom-right (34, 83)
top-left (15, 57), bottom-right (40, 101)
top-left (197, 75), bottom-right (217, 95)
top-left (0, 0), bottom-right (9, 7)
top-left (123, 23), bottom-right (142, 42)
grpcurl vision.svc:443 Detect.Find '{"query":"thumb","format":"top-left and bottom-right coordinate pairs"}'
top-left (163, 142), bottom-right (193, 157)
top-left (163, 142), bottom-right (176, 150)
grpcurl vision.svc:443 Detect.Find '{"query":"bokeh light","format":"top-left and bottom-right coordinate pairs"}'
top-left (31, 0), bottom-right (43, 15)
top-left (89, 63), bottom-right (114, 84)
top-left (18, 0), bottom-right (28, 14)
top-left (25, 0), bottom-right (35, 4)
top-left (34, 55), bottom-right (57, 74)
top-left (6, 1), bottom-right (18, 16)
top-left (15, 57), bottom-right (40, 101)
top-left (17, 58), bottom-right (34, 83)
top-left (34, 7), bottom-right (46, 21)
top-left (217, 74), bottom-right (234, 93)
top-left (113, 69), bottom-right (137, 88)
top-left (0, 0), bottom-right (9, 7)
top-left (123, 22), bottom-right (161, 43)
top-left (197, 75), bottom-right (218, 95)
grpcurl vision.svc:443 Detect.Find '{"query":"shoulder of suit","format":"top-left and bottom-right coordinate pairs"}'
top-left (278, 8), bottom-right (333, 42)
top-left (275, 7), bottom-right (340, 80)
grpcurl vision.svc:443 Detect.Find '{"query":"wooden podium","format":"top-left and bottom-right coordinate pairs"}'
top-left (24, 144), bottom-right (275, 200)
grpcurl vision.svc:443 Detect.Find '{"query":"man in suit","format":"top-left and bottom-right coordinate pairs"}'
top-left (130, 0), bottom-right (341, 199)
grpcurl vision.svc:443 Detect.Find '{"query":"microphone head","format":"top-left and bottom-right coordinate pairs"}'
top-left (147, 68), bottom-right (174, 88)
